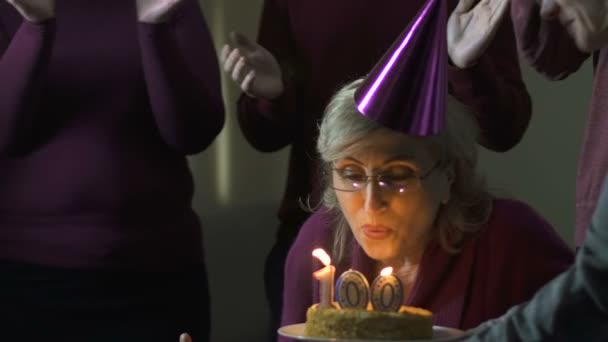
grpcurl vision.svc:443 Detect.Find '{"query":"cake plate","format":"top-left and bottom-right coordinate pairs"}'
top-left (278, 324), bottom-right (465, 342)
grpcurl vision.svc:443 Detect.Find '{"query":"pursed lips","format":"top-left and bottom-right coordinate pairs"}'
top-left (361, 224), bottom-right (393, 240)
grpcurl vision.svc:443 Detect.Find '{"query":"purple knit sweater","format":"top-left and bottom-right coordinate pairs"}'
top-left (280, 199), bottom-right (573, 341)
top-left (0, 0), bottom-right (224, 270)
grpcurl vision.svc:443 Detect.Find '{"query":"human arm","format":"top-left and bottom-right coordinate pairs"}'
top-left (233, 0), bottom-right (296, 153)
top-left (511, 0), bottom-right (589, 80)
top-left (0, 2), bottom-right (55, 155)
top-left (137, 0), bottom-right (225, 155)
top-left (447, 0), bottom-right (532, 152)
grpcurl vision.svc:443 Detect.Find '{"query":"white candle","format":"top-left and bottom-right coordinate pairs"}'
top-left (371, 267), bottom-right (404, 312)
top-left (312, 248), bottom-right (336, 309)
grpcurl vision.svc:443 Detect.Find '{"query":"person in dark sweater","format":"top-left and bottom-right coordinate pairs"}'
top-left (447, 0), bottom-right (608, 340)
top-left (0, 0), bottom-right (224, 341)
top-left (220, 0), bottom-right (533, 337)
top-left (510, 0), bottom-right (608, 248)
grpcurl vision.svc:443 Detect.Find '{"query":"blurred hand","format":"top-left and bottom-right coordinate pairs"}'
top-left (447, 0), bottom-right (510, 68)
top-left (221, 31), bottom-right (284, 100)
top-left (136, 0), bottom-right (184, 24)
top-left (179, 333), bottom-right (192, 342)
top-left (539, 0), bottom-right (560, 19)
top-left (6, 0), bottom-right (55, 23)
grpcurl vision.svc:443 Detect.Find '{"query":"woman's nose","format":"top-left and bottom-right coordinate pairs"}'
top-left (364, 182), bottom-right (387, 213)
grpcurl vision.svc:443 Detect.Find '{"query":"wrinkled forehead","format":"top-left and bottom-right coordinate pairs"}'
top-left (337, 130), bottom-right (436, 165)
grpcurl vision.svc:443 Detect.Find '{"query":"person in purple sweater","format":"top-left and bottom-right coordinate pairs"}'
top-left (279, 78), bottom-right (573, 342)
top-left (509, 0), bottom-right (608, 248)
top-left (220, 0), bottom-right (533, 336)
top-left (438, 0), bottom-right (608, 340)
top-left (0, 0), bottom-right (224, 341)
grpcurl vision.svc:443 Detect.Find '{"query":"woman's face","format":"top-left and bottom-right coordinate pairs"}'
top-left (333, 130), bottom-right (452, 265)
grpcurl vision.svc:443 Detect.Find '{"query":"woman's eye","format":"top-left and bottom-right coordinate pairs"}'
top-left (382, 166), bottom-right (416, 179)
top-left (341, 171), bottom-right (366, 182)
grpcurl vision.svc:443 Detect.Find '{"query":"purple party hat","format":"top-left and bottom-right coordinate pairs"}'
top-left (354, 0), bottom-right (447, 136)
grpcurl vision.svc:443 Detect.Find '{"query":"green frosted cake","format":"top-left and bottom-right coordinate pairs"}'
top-left (305, 304), bottom-right (433, 340)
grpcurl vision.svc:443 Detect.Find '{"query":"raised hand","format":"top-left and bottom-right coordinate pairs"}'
top-left (136, 0), bottom-right (184, 24)
top-left (539, 0), bottom-right (560, 19)
top-left (6, 0), bottom-right (55, 23)
top-left (221, 31), bottom-right (284, 100)
top-left (447, 0), bottom-right (510, 68)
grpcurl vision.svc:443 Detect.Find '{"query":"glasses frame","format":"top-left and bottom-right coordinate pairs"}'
top-left (326, 160), bottom-right (444, 193)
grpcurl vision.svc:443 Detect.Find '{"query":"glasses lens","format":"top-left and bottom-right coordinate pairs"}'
top-left (377, 177), bottom-right (419, 193)
top-left (331, 169), bottom-right (421, 193)
top-left (331, 171), bottom-right (365, 191)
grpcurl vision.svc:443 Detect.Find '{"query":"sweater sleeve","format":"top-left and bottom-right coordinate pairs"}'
top-left (236, 0), bottom-right (296, 153)
top-left (510, 0), bottom-right (589, 81)
top-left (475, 200), bottom-right (574, 326)
top-left (0, 18), bottom-right (55, 155)
top-left (447, 13), bottom-right (532, 152)
top-left (462, 184), bottom-right (608, 341)
top-left (137, 0), bottom-right (225, 155)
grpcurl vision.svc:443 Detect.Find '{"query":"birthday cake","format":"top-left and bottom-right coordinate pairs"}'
top-left (304, 303), bottom-right (433, 340)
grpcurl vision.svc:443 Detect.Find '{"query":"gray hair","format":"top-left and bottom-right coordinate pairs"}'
top-left (316, 79), bottom-right (492, 262)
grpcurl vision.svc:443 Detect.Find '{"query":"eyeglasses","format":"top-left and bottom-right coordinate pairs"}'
top-left (328, 161), bottom-right (443, 194)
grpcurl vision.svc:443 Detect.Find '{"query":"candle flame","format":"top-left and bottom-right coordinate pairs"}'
top-left (380, 267), bottom-right (393, 276)
top-left (312, 248), bottom-right (331, 266)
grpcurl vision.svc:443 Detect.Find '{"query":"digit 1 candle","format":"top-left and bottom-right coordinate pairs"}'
top-left (312, 248), bottom-right (336, 309)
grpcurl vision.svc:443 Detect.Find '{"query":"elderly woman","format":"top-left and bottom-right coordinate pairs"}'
top-left (279, 78), bottom-right (573, 337)
top-left (221, 0), bottom-right (531, 336)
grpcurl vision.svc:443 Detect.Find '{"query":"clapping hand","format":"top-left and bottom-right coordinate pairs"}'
top-left (221, 31), bottom-right (284, 100)
top-left (447, 0), bottom-right (510, 68)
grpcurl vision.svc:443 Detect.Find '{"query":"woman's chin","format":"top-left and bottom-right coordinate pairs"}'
top-left (360, 242), bottom-right (395, 261)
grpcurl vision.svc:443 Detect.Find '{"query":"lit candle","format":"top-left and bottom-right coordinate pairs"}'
top-left (335, 269), bottom-right (370, 310)
top-left (371, 267), bottom-right (404, 312)
top-left (312, 248), bottom-right (336, 309)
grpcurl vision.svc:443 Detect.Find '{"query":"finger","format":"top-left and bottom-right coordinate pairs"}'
top-left (454, 0), bottom-right (479, 14)
top-left (179, 333), bottom-right (192, 342)
top-left (232, 56), bottom-right (249, 83)
top-left (241, 70), bottom-right (256, 95)
top-left (230, 31), bottom-right (257, 52)
top-left (223, 48), bottom-right (242, 73)
top-left (220, 44), bottom-right (231, 64)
